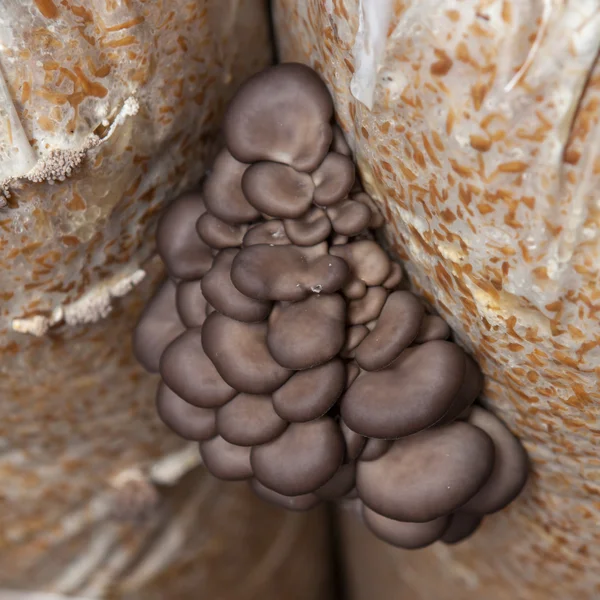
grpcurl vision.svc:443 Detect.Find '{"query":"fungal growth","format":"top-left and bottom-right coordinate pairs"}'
top-left (134, 63), bottom-right (529, 549)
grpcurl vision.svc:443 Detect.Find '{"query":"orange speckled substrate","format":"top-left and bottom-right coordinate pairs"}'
top-left (273, 1), bottom-right (600, 598)
top-left (0, 1), bottom-right (332, 597)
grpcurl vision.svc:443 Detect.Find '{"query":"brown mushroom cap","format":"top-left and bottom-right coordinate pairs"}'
top-left (341, 325), bottom-right (370, 359)
top-left (133, 278), bottom-right (185, 373)
top-left (231, 244), bottom-right (349, 302)
top-left (331, 234), bottom-right (349, 245)
top-left (202, 312), bottom-right (292, 394)
top-left (203, 148), bottom-right (260, 224)
top-left (242, 161), bottom-right (315, 219)
top-left (343, 278), bottom-right (368, 300)
top-left (327, 199), bottom-right (372, 236)
top-left (341, 340), bottom-right (467, 439)
top-left (415, 314), bottom-right (451, 343)
top-left (347, 286), bottom-right (389, 325)
top-left (200, 435), bottom-right (253, 481)
top-left (267, 294), bottom-right (346, 370)
top-left (176, 279), bottom-right (208, 328)
top-left (216, 393), bottom-right (287, 447)
top-left (382, 262), bottom-right (403, 289)
top-left (362, 506), bottom-right (450, 549)
top-left (359, 438), bottom-right (392, 462)
top-left (441, 511), bottom-right (482, 544)
top-left (352, 192), bottom-right (385, 229)
top-left (250, 479), bottom-right (320, 512)
top-left (242, 220), bottom-right (291, 246)
top-left (461, 407), bottom-right (529, 514)
top-left (272, 358), bottom-right (346, 422)
top-left (156, 192), bottom-right (213, 280)
top-left (330, 241), bottom-right (391, 286)
top-left (201, 249), bottom-right (272, 323)
top-left (356, 422), bottom-right (495, 522)
top-left (156, 382), bottom-right (217, 441)
top-left (355, 291), bottom-right (425, 371)
top-left (331, 124), bottom-right (352, 157)
top-left (284, 207), bottom-right (331, 246)
top-left (224, 63), bottom-right (333, 172)
top-left (251, 418), bottom-right (345, 496)
top-left (312, 152), bottom-right (356, 206)
top-left (315, 463), bottom-right (356, 500)
top-left (159, 328), bottom-right (236, 408)
top-left (196, 211), bottom-right (248, 249)
top-left (437, 354), bottom-right (483, 425)
top-left (340, 420), bottom-right (367, 462)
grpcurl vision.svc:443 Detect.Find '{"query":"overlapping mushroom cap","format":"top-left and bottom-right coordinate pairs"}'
top-left (133, 63), bottom-right (528, 550)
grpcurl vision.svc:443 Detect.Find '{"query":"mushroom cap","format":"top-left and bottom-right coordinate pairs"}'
top-left (159, 328), bottom-right (237, 408)
top-left (356, 422), bottom-right (495, 522)
top-left (415, 314), bottom-right (451, 343)
top-left (316, 463), bottom-right (356, 500)
top-left (133, 278), bottom-right (185, 373)
top-left (441, 511), bottom-right (482, 544)
top-left (267, 294), bottom-right (347, 370)
top-left (437, 354), bottom-right (483, 425)
top-left (347, 286), bottom-right (388, 325)
top-left (343, 278), bottom-right (368, 300)
top-left (352, 192), bottom-right (385, 229)
top-left (251, 418), bottom-right (345, 496)
top-left (156, 382), bottom-right (217, 441)
top-left (362, 506), bottom-right (450, 549)
top-left (358, 438), bottom-right (392, 462)
top-left (242, 161), bottom-right (315, 218)
top-left (242, 220), bottom-right (291, 246)
top-left (231, 244), bottom-right (349, 302)
top-left (341, 325), bottom-right (370, 359)
top-left (176, 279), bottom-right (208, 328)
top-left (202, 148), bottom-right (260, 224)
top-left (202, 312), bottom-right (292, 394)
top-left (200, 436), bottom-right (253, 481)
top-left (284, 207), bottom-right (332, 246)
top-left (272, 358), bottom-right (346, 422)
top-left (196, 211), bottom-right (248, 249)
top-left (355, 291), bottom-right (424, 371)
top-left (340, 420), bottom-right (366, 462)
top-left (331, 124), bottom-right (352, 157)
top-left (224, 63), bottom-right (333, 172)
top-left (201, 249), bottom-right (272, 323)
top-left (216, 393), bottom-right (288, 447)
top-left (156, 192), bottom-right (213, 280)
top-left (327, 199), bottom-right (372, 236)
top-left (330, 241), bottom-right (391, 286)
top-left (250, 479), bottom-right (320, 512)
top-left (382, 262), bottom-right (404, 290)
top-left (312, 152), bottom-right (356, 206)
top-left (341, 340), bottom-right (467, 439)
top-left (461, 407), bottom-right (529, 514)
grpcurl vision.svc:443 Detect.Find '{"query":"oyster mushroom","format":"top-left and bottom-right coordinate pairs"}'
top-left (133, 278), bottom-right (185, 373)
top-left (224, 62), bottom-right (333, 172)
top-left (251, 418), bottom-right (345, 496)
top-left (203, 148), bottom-right (259, 224)
top-left (356, 422), bottom-right (495, 522)
top-left (341, 340), bottom-right (467, 439)
top-left (242, 161), bottom-right (315, 218)
top-left (156, 191), bottom-right (212, 280)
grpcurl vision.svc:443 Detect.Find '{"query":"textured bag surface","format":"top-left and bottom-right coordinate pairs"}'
top-left (273, 1), bottom-right (600, 598)
top-left (0, 1), bottom-right (332, 598)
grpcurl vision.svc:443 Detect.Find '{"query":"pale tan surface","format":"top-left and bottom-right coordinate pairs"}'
top-left (0, 1), bottom-right (332, 597)
top-left (274, 1), bottom-right (600, 598)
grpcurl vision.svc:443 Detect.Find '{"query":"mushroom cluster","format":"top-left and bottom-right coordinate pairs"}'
top-left (133, 63), bottom-right (528, 549)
